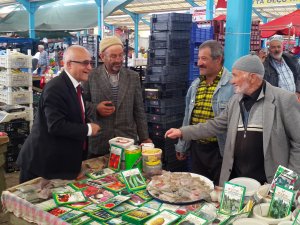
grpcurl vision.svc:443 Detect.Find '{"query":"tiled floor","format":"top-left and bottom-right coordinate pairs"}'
top-left (0, 171), bottom-right (20, 225)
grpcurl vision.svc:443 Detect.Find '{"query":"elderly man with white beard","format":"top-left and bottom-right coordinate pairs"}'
top-left (165, 54), bottom-right (300, 186)
top-left (263, 35), bottom-right (300, 99)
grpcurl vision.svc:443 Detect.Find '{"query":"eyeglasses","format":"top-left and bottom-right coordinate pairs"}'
top-left (70, 60), bottom-right (93, 66)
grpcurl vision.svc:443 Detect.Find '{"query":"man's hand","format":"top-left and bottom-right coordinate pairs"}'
top-left (97, 101), bottom-right (115, 117)
top-left (90, 123), bottom-right (100, 136)
top-left (296, 92), bottom-right (300, 102)
top-left (165, 128), bottom-right (182, 139)
top-left (176, 151), bottom-right (187, 161)
top-left (141, 138), bottom-right (152, 143)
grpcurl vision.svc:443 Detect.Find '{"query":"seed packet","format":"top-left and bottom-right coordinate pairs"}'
top-left (269, 165), bottom-right (299, 194)
top-left (35, 199), bottom-right (57, 211)
top-left (59, 209), bottom-right (85, 221)
top-left (95, 174), bottom-right (119, 186)
top-left (135, 189), bottom-right (152, 201)
top-left (107, 202), bottom-right (137, 216)
top-left (80, 203), bottom-right (101, 213)
top-left (86, 168), bottom-right (115, 180)
top-left (211, 212), bottom-right (230, 225)
top-left (176, 212), bottom-right (209, 225)
top-left (143, 199), bottom-right (162, 210)
top-left (268, 185), bottom-right (295, 219)
top-left (85, 221), bottom-right (103, 225)
top-left (122, 206), bottom-right (157, 225)
top-left (69, 180), bottom-right (90, 191)
top-left (83, 186), bottom-right (103, 198)
top-left (89, 188), bottom-right (115, 204)
top-left (127, 194), bottom-right (146, 206)
top-left (68, 214), bottom-right (93, 225)
top-left (145, 210), bottom-right (180, 225)
top-left (293, 210), bottom-right (300, 225)
top-left (101, 195), bottom-right (130, 210)
top-left (51, 185), bottom-right (76, 194)
top-left (67, 201), bottom-right (91, 210)
top-left (53, 191), bottom-right (87, 206)
top-left (121, 168), bottom-right (146, 191)
top-left (48, 206), bottom-right (72, 217)
top-left (104, 181), bottom-right (126, 193)
top-left (103, 217), bottom-right (130, 225)
top-left (117, 189), bottom-right (131, 196)
top-left (90, 209), bottom-right (114, 222)
top-left (109, 144), bottom-right (123, 171)
top-left (219, 182), bottom-right (246, 215)
top-left (195, 203), bottom-right (217, 222)
top-left (176, 203), bottom-right (202, 216)
top-left (159, 203), bottom-right (180, 212)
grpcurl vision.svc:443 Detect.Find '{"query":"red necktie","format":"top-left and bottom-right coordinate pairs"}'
top-left (76, 85), bottom-right (87, 150)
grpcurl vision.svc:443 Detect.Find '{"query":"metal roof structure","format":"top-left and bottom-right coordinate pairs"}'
top-left (0, 0), bottom-right (299, 32)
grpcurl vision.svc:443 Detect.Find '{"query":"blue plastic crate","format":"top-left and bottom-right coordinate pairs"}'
top-left (190, 23), bottom-right (214, 43)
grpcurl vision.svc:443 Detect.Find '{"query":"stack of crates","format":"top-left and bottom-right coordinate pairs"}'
top-left (145, 13), bottom-right (192, 171)
top-left (189, 22), bottom-right (214, 84)
top-left (0, 119), bottom-right (29, 172)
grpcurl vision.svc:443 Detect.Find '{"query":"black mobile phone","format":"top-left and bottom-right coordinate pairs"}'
top-left (105, 102), bottom-right (114, 107)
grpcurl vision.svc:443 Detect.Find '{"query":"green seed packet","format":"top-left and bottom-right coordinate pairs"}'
top-left (66, 201), bottom-right (92, 210)
top-left (103, 217), bottom-right (131, 225)
top-left (268, 185), bottom-right (295, 219)
top-left (80, 203), bottom-right (101, 213)
top-left (142, 199), bottom-right (162, 211)
top-left (135, 189), bottom-right (153, 201)
top-left (121, 168), bottom-right (146, 192)
top-left (212, 212), bottom-right (230, 225)
top-left (59, 210), bottom-right (85, 221)
top-left (106, 202), bottom-right (137, 216)
top-left (103, 181), bottom-right (126, 193)
top-left (122, 206), bottom-right (157, 225)
top-left (35, 199), bottom-right (57, 211)
top-left (293, 210), bottom-right (300, 225)
top-left (88, 188), bottom-right (115, 205)
top-left (69, 180), bottom-right (90, 191)
top-left (101, 195), bottom-right (130, 210)
top-left (145, 210), bottom-right (181, 225)
top-left (90, 209), bottom-right (114, 222)
top-left (176, 212), bottom-right (209, 225)
top-left (195, 203), bottom-right (217, 222)
top-left (159, 203), bottom-right (180, 212)
top-left (127, 194), bottom-right (146, 206)
top-left (219, 182), bottom-right (246, 215)
top-left (85, 221), bottom-right (103, 225)
top-left (269, 165), bottom-right (299, 194)
top-left (53, 191), bottom-right (87, 206)
top-left (48, 206), bottom-right (72, 217)
top-left (68, 214), bottom-right (93, 225)
top-left (108, 144), bottom-right (124, 171)
top-left (86, 168), bottom-right (115, 180)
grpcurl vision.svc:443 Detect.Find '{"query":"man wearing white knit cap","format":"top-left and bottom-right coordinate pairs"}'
top-left (83, 36), bottom-right (152, 158)
top-left (166, 54), bottom-right (300, 186)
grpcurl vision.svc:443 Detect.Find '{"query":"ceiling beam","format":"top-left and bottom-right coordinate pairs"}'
top-left (184, 0), bottom-right (199, 7)
top-left (253, 7), bottom-right (267, 23)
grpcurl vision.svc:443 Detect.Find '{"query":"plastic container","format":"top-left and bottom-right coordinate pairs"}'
top-left (109, 137), bottom-right (134, 170)
top-left (255, 184), bottom-right (272, 203)
top-left (0, 71), bottom-right (32, 87)
top-left (0, 54), bottom-right (32, 68)
top-left (252, 203), bottom-right (292, 224)
top-left (0, 90), bottom-right (33, 105)
top-left (233, 218), bottom-right (268, 225)
top-left (140, 143), bottom-right (155, 151)
top-left (142, 148), bottom-right (163, 177)
top-left (229, 177), bottom-right (261, 202)
top-left (125, 145), bottom-right (142, 170)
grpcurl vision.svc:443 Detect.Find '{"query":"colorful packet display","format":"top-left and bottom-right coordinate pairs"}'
top-left (145, 210), bottom-right (180, 225)
top-left (97, 174), bottom-right (120, 186)
top-left (127, 194), bottom-right (146, 206)
top-left (89, 188), bottom-right (115, 204)
top-left (35, 199), bottom-right (57, 211)
top-left (195, 203), bottom-right (217, 222)
top-left (109, 144), bottom-right (124, 171)
top-left (59, 209), bottom-right (85, 221)
top-left (53, 191), bottom-right (87, 206)
top-left (80, 203), bottom-right (101, 213)
top-left (85, 221), bottom-right (103, 225)
top-left (104, 181), bottom-right (126, 193)
top-left (219, 182), bottom-right (246, 215)
top-left (122, 206), bottom-right (157, 225)
top-left (268, 185), bottom-right (295, 219)
top-left (176, 203), bottom-right (202, 216)
top-left (269, 165), bottom-right (299, 194)
top-left (101, 195), bottom-right (130, 210)
top-left (103, 217), bottom-right (130, 225)
top-left (143, 199), bottom-right (162, 211)
top-left (135, 189), bottom-right (152, 201)
top-left (107, 202), bottom-right (137, 216)
top-left (176, 212), bottom-right (208, 225)
top-left (90, 209), bottom-right (114, 222)
top-left (48, 206), bottom-right (72, 217)
top-left (159, 203), bottom-right (180, 212)
top-left (212, 212), bottom-right (230, 225)
top-left (51, 185), bottom-right (76, 194)
top-left (293, 210), bottom-right (300, 225)
top-left (67, 201), bottom-right (92, 210)
top-left (68, 214), bottom-right (93, 225)
top-left (121, 168), bottom-right (146, 191)
top-left (69, 180), bottom-right (90, 191)
top-left (86, 168), bottom-right (115, 180)
top-left (83, 186), bottom-right (103, 198)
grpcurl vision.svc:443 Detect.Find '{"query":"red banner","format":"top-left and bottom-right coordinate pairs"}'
top-left (216, 0), bottom-right (227, 9)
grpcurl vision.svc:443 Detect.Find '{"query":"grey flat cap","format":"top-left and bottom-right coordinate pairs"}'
top-left (232, 53), bottom-right (265, 77)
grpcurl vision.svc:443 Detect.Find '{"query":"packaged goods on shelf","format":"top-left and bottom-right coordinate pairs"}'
top-left (0, 53), bottom-right (32, 69)
top-left (0, 87), bottom-right (33, 105)
top-left (0, 69), bottom-right (32, 87)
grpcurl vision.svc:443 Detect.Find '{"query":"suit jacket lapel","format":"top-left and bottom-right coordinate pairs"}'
top-left (263, 83), bottom-right (275, 156)
top-left (98, 66), bottom-right (113, 101)
top-left (117, 68), bottom-right (129, 109)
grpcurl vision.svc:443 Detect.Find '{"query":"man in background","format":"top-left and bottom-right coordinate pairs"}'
top-left (166, 54), bottom-right (300, 185)
top-left (175, 40), bottom-right (234, 185)
top-left (83, 36), bottom-right (151, 158)
top-left (263, 35), bottom-right (300, 98)
top-left (37, 45), bottom-right (49, 75)
top-left (17, 45), bottom-right (100, 183)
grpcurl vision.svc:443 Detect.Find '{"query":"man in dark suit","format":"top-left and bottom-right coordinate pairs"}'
top-left (83, 36), bottom-right (151, 158)
top-left (17, 45), bottom-right (101, 183)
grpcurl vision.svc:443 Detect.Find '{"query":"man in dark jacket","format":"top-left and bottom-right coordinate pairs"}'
top-left (263, 35), bottom-right (300, 99)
